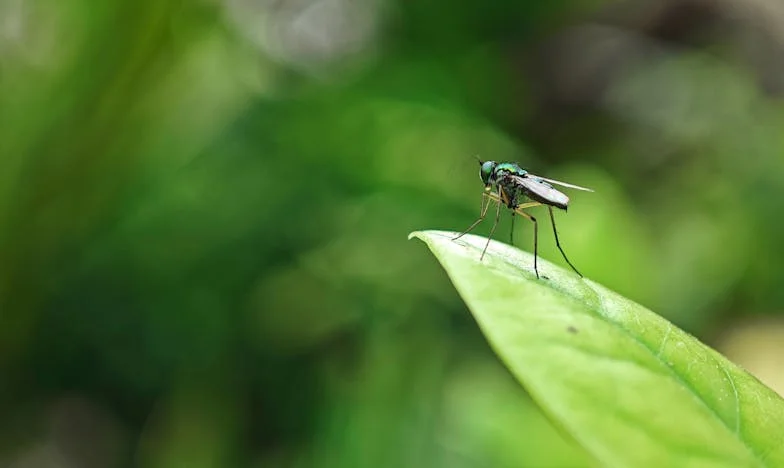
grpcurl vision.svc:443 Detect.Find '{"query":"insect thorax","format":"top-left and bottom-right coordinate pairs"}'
top-left (490, 163), bottom-right (526, 186)
top-left (498, 179), bottom-right (528, 208)
top-left (494, 162), bottom-right (526, 177)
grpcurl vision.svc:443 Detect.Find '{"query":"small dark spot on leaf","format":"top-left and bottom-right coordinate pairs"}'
top-left (542, 275), bottom-right (550, 280)
top-left (567, 326), bottom-right (578, 334)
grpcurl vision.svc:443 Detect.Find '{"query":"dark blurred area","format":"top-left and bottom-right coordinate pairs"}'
top-left (2, 0), bottom-right (784, 466)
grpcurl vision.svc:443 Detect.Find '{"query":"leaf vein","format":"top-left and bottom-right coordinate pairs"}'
top-left (657, 324), bottom-right (672, 359)
top-left (582, 281), bottom-right (764, 466)
top-left (716, 358), bottom-right (741, 435)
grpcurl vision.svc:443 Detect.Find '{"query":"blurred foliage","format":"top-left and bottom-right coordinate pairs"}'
top-left (2, 0), bottom-right (784, 466)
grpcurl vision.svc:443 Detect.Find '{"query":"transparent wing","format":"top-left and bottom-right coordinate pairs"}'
top-left (527, 174), bottom-right (594, 192)
top-left (505, 174), bottom-right (570, 207)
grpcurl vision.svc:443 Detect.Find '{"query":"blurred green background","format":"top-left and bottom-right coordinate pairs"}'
top-left (2, 0), bottom-right (784, 466)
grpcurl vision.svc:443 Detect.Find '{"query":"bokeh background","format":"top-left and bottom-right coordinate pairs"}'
top-left (2, 0), bottom-right (784, 466)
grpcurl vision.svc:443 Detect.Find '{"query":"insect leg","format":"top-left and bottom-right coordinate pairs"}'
top-left (480, 187), bottom-right (504, 260)
top-left (509, 211), bottom-right (515, 245)
top-left (452, 192), bottom-right (493, 241)
top-left (508, 202), bottom-right (543, 246)
top-left (515, 202), bottom-right (542, 210)
top-left (548, 206), bottom-right (583, 277)
top-left (484, 192), bottom-right (541, 207)
top-left (513, 208), bottom-right (539, 279)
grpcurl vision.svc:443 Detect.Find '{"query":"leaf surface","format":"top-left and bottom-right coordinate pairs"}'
top-left (411, 230), bottom-right (784, 468)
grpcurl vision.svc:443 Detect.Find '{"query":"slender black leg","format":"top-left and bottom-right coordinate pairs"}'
top-left (533, 216), bottom-right (538, 278)
top-left (513, 209), bottom-right (539, 279)
top-left (480, 188), bottom-right (503, 260)
top-left (509, 211), bottom-right (515, 245)
top-left (548, 206), bottom-right (583, 277)
top-left (453, 192), bottom-right (491, 241)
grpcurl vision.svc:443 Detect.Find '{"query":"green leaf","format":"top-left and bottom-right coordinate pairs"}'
top-left (410, 230), bottom-right (784, 468)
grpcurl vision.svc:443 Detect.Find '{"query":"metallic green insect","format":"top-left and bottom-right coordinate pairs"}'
top-left (454, 159), bottom-right (593, 279)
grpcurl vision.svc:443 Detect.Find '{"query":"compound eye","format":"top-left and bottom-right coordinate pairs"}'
top-left (480, 161), bottom-right (496, 184)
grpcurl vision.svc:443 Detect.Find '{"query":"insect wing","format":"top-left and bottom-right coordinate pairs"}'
top-left (506, 174), bottom-right (570, 207)
top-left (530, 174), bottom-right (594, 192)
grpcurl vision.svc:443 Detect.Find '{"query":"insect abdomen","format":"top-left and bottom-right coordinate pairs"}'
top-left (525, 189), bottom-right (569, 210)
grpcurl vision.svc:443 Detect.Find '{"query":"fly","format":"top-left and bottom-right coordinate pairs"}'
top-left (453, 159), bottom-right (593, 279)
